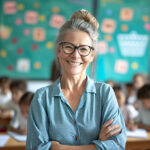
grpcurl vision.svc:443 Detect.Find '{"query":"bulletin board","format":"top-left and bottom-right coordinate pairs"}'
top-left (0, 0), bottom-right (93, 79)
top-left (95, 0), bottom-right (150, 82)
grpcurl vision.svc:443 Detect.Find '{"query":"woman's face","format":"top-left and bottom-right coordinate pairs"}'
top-left (57, 30), bottom-right (94, 77)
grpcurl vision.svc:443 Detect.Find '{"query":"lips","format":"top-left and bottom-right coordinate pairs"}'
top-left (67, 60), bottom-right (82, 66)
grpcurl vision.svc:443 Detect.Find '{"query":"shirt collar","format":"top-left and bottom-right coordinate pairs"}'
top-left (84, 76), bottom-right (96, 93)
top-left (51, 76), bottom-right (96, 97)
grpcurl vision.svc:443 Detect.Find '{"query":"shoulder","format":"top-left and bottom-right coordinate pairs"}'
top-left (32, 79), bottom-right (60, 104)
top-left (94, 81), bottom-right (113, 94)
top-left (35, 79), bottom-right (59, 96)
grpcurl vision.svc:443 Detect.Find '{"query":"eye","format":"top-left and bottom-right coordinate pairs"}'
top-left (80, 47), bottom-right (88, 51)
top-left (64, 45), bottom-right (73, 50)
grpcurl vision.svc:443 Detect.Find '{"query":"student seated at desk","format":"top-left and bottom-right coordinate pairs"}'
top-left (134, 83), bottom-right (150, 131)
top-left (19, 92), bottom-right (34, 119)
top-left (113, 85), bottom-right (138, 131)
top-left (127, 73), bottom-right (148, 109)
top-left (0, 79), bottom-right (27, 134)
top-left (0, 76), bottom-right (12, 111)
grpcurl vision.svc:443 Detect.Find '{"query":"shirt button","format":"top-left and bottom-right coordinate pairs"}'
top-left (74, 136), bottom-right (78, 140)
top-left (73, 120), bottom-right (76, 124)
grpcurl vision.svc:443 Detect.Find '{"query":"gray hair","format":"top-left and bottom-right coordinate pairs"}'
top-left (56, 18), bottom-right (99, 52)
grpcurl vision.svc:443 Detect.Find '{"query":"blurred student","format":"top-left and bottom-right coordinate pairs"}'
top-left (0, 79), bottom-right (27, 134)
top-left (125, 83), bottom-right (135, 104)
top-left (127, 73), bottom-right (148, 105)
top-left (114, 85), bottom-right (138, 130)
top-left (133, 73), bottom-right (148, 91)
top-left (105, 80), bottom-right (115, 88)
top-left (135, 83), bottom-right (150, 131)
top-left (0, 76), bottom-right (12, 109)
top-left (19, 92), bottom-right (34, 119)
top-left (0, 76), bottom-right (12, 132)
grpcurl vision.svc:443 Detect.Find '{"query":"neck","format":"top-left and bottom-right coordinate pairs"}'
top-left (61, 73), bottom-right (87, 91)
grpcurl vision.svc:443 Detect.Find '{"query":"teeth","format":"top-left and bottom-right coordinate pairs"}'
top-left (68, 61), bottom-right (81, 66)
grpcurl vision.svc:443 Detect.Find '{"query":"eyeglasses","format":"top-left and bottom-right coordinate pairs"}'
top-left (59, 42), bottom-right (94, 57)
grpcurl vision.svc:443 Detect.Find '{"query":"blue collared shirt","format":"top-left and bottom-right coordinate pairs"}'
top-left (26, 76), bottom-right (126, 150)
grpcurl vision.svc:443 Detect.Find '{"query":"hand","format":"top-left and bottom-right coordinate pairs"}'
top-left (99, 119), bottom-right (121, 141)
top-left (50, 141), bottom-right (63, 150)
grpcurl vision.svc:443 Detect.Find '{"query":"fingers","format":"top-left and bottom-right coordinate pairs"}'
top-left (103, 119), bottom-right (113, 128)
top-left (105, 124), bottom-right (120, 134)
top-left (99, 118), bottom-right (122, 141)
top-left (105, 127), bottom-right (121, 139)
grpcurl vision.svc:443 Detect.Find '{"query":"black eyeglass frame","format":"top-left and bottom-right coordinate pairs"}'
top-left (59, 42), bottom-right (94, 57)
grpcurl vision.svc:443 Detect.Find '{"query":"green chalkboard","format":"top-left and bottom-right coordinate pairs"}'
top-left (0, 0), bottom-right (93, 79)
top-left (95, 0), bottom-right (150, 82)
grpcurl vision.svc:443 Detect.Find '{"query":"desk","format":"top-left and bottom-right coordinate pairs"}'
top-left (0, 135), bottom-right (25, 150)
top-left (126, 132), bottom-right (150, 150)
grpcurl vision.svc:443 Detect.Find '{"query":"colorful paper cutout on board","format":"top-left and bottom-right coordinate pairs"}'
top-left (105, 35), bottom-right (112, 41)
top-left (46, 42), bottom-right (53, 49)
top-left (39, 15), bottom-right (46, 22)
top-left (34, 62), bottom-right (41, 69)
top-left (23, 29), bottom-right (30, 36)
top-left (101, 19), bottom-right (116, 33)
top-left (25, 11), bottom-right (38, 24)
top-left (142, 16), bottom-right (149, 22)
top-left (109, 46), bottom-right (115, 53)
top-left (0, 26), bottom-right (11, 39)
top-left (50, 14), bottom-right (65, 28)
top-left (0, 50), bottom-right (7, 58)
top-left (115, 59), bottom-right (128, 74)
top-left (52, 7), bottom-right (60, 13)
top-left (117, 31), bottom-right (149, 57)
top-left (120, 8), bottom-right (133, 21)
top-left (97, 41), bottom-right (108, 54)
top-left (4, 2), bottom-right (17, 14)
top-left (144, 24), bottom-right (150, 30)
top-left (33, 28), bottom-right (45, 41)
top-left (15, 18), bottom-right (22, 25)
top-left (17, 58), bottom-right (30, 72)
top-left (17, 4), bottom-right (24, 10)
top-left (131, 62), bottom-right (138, 70)
top-left (121, 24), bottom-right (128, 31)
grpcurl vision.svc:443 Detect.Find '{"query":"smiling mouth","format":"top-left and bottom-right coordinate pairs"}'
top-left (67, 60), bottom-right (82, 66)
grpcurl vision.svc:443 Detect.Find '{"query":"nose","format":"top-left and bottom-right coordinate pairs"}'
top-left (72, 47), bottom-right (80, 57)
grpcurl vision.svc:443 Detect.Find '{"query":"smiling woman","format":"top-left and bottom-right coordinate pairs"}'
top-left (26, 9), bottom-right (126, 150)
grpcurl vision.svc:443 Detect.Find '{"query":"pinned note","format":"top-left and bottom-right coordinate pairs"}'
top-left (115, 59), bottom-right (128, 74)
top-left (4, 2), bottom-right (17, 14)
top-left (33, 28), bottom-right (45, 41)
top-left (17, 58), bottom-right (30, 72)
top-left (50, 14), bottom-right (65, 28)
top-left (97, 41), bottom-right (108, 54)
top-left (120, 8), bottom-right (133, 21)
top-left (0, 26), bottom-right (11, 39)
top-left (25, 11), bottom-right (38, 24)
top-left (101, 19), bottom-right (116, 33)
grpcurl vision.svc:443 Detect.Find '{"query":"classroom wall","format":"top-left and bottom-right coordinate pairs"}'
top-left (0, 0), bottom-right (150, 82)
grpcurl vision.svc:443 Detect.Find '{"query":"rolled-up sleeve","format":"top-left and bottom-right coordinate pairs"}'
top-left (92, 85), bottom-right (126, 150)
top-left (26, 89), bottom-right (51, 150)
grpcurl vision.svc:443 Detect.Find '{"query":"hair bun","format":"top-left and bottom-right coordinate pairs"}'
top-left (70, 9), bottom-right (99, 31)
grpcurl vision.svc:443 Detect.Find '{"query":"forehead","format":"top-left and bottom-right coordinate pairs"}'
top-left (63, 30), bottom-right (93, 46)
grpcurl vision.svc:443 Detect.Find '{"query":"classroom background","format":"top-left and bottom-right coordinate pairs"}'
top-left (0, 0), bottom-right (150, 85)
top-left (0, 0), bottom-right (150, 149)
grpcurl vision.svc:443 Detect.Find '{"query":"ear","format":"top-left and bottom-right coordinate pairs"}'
top-left (90, 51), bottom-right (95, 62)
top-left (57, 46), bottom-right (61, 57)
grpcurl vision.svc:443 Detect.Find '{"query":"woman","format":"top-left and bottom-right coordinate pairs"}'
top-left (26, 9), bottom-right (126, 150)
